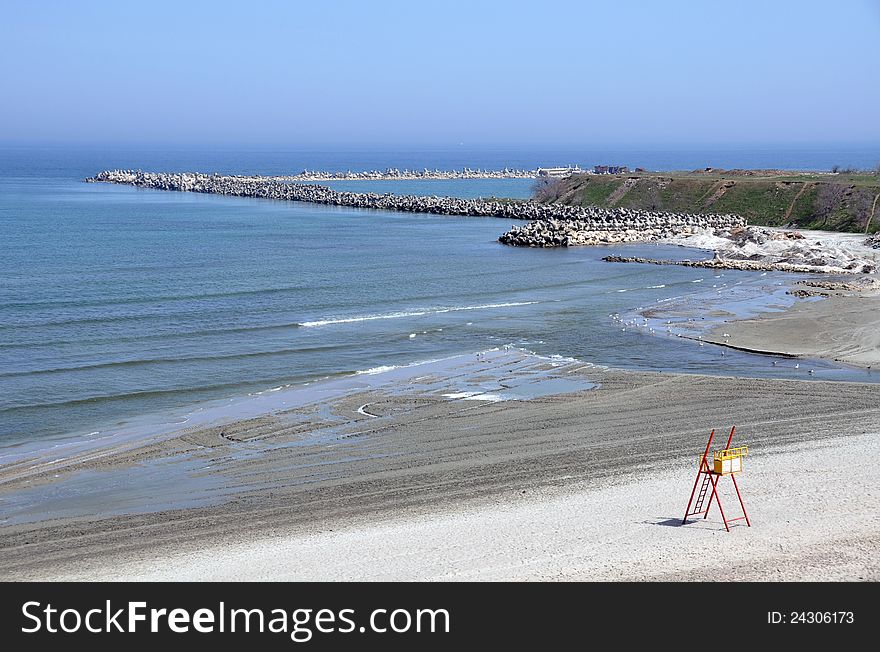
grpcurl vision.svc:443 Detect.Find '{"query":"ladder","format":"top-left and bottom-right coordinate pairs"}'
top-left (692, 472), bottom-right (713, 515)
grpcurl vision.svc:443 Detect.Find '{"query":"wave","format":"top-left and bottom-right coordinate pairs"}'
top-left (354, 365), bottom-right (401, 375)
top-left (615, 283), bottom-right (665, 293)
top-left (442, 391), bottom-right (505, 402)
top-left (352, 356), bottom-right (449, 375)
top-left (0, 308), bottom-right (233, 330)
top-left (0, 284), bottom-right (322, 311)
top-left (0, 318), bottom-right (308, 350)
top-left (0, 342), bottom-right (354, 379)
top-left (2, 301), bottom-right (537, 334)
top-left (0, 375), bottom-right (307, 414)
top-left (300, 301), bottom-right (538, 328)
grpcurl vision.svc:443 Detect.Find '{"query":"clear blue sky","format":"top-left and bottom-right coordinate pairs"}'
top-left (1, 0), bottom-right (878, 147)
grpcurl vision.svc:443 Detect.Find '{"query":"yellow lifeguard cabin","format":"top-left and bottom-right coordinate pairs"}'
top-left (713, 446), bottom-right (748, 475)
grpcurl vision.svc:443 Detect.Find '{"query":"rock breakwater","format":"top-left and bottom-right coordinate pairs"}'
top-left (290, 167), bottom-right (536, 181)
top-left (88, 170), bottom-right (569, 220)
top-left (498, 210), bottom-right (744, 247)
top-left (88, 170), bottom-right (745, 236)
top-left (88, 170), bottom-right (875, 275)
top-left (602, 255), bottom-right (868, 275)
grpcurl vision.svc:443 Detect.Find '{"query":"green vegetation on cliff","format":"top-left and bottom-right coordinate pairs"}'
top-left (539, 170), bottom-right (880, 233)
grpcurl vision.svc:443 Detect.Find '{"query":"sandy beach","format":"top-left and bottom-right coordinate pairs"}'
top-left (704, 278), bottom-right (880, 368)
top-left (48, 433), bottom-right (880, 582)
top-left (2, 356), bottom-right (878, 581)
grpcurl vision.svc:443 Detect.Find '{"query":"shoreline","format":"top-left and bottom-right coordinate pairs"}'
top-left (3, 259), bottom-right (877, 484)
top-left (5, 271), bottom-right (877, 478)
top-left (627, 267), bottom-right (880, 369)
top-left (0, 349), bottom-right (598, 508)
top-left (702, 281), bottom-right (880, 368)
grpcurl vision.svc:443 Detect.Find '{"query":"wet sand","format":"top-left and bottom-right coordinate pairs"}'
top-left (1, 359), bottom-right (878, 581)
top-left (704, 281), bottom-right (880, 368)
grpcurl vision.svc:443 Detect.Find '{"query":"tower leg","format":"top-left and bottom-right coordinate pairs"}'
top-left (705, 474), bottom-right (729, 532)
top-left (731, 474), bottom-right (750, 527)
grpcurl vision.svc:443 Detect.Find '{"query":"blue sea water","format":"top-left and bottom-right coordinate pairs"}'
top-left (1, 145), bottom-right (878, 449)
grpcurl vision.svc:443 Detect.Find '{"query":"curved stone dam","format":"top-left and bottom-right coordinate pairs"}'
top-left (88, 170), bottom-right (746, 248)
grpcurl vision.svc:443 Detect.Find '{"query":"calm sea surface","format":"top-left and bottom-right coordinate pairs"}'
top-left (1, 145), bottom-right (878, 447)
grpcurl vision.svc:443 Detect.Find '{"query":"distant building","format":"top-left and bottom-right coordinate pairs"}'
top-left (537, 166), bottom-right (583, 178)
top-left (593, 165), bottom-right (629, 175)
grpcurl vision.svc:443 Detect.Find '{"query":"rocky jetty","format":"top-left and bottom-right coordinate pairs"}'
top-left (603, 252), bottom-right (874, 274)
top-left (796, 278), bottom-right (880, 292)
top-left (88, 170), bottom-right (742, 230)
top-left (498, 210), bottom-right (744, 247)
top-left (88, 169), bottom-right (875, 275)
top-left (290, 167), bottom-right (536, 181)
top-left (601, 255), bottom-right (863, 274)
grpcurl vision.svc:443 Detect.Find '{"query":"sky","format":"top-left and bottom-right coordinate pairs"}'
top-left (0, 0), bottom-right (878, 147)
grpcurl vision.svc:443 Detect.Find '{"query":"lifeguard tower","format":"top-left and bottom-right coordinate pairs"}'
top-left (682, 426), bottom-right (750, 532)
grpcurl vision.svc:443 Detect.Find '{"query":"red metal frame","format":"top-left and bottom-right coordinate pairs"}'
top-left (682, 426), bottom-right (750, 531)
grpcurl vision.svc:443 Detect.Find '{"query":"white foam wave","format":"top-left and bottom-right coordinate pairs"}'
top-left (443, 392), bottom-right (505, 402)
top-left (353, 357), bottom-right (445, 376)
top-left (299, 302), bottom-right (538, 328)
top-left (355, 365), bottom-right (398, 375)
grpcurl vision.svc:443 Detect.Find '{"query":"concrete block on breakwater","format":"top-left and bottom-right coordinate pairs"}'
top-left (289, 167), bottom-right (537, 181)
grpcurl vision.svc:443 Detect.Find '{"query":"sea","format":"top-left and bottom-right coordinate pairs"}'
top-left (2, 144), bottom-right (879, 451)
